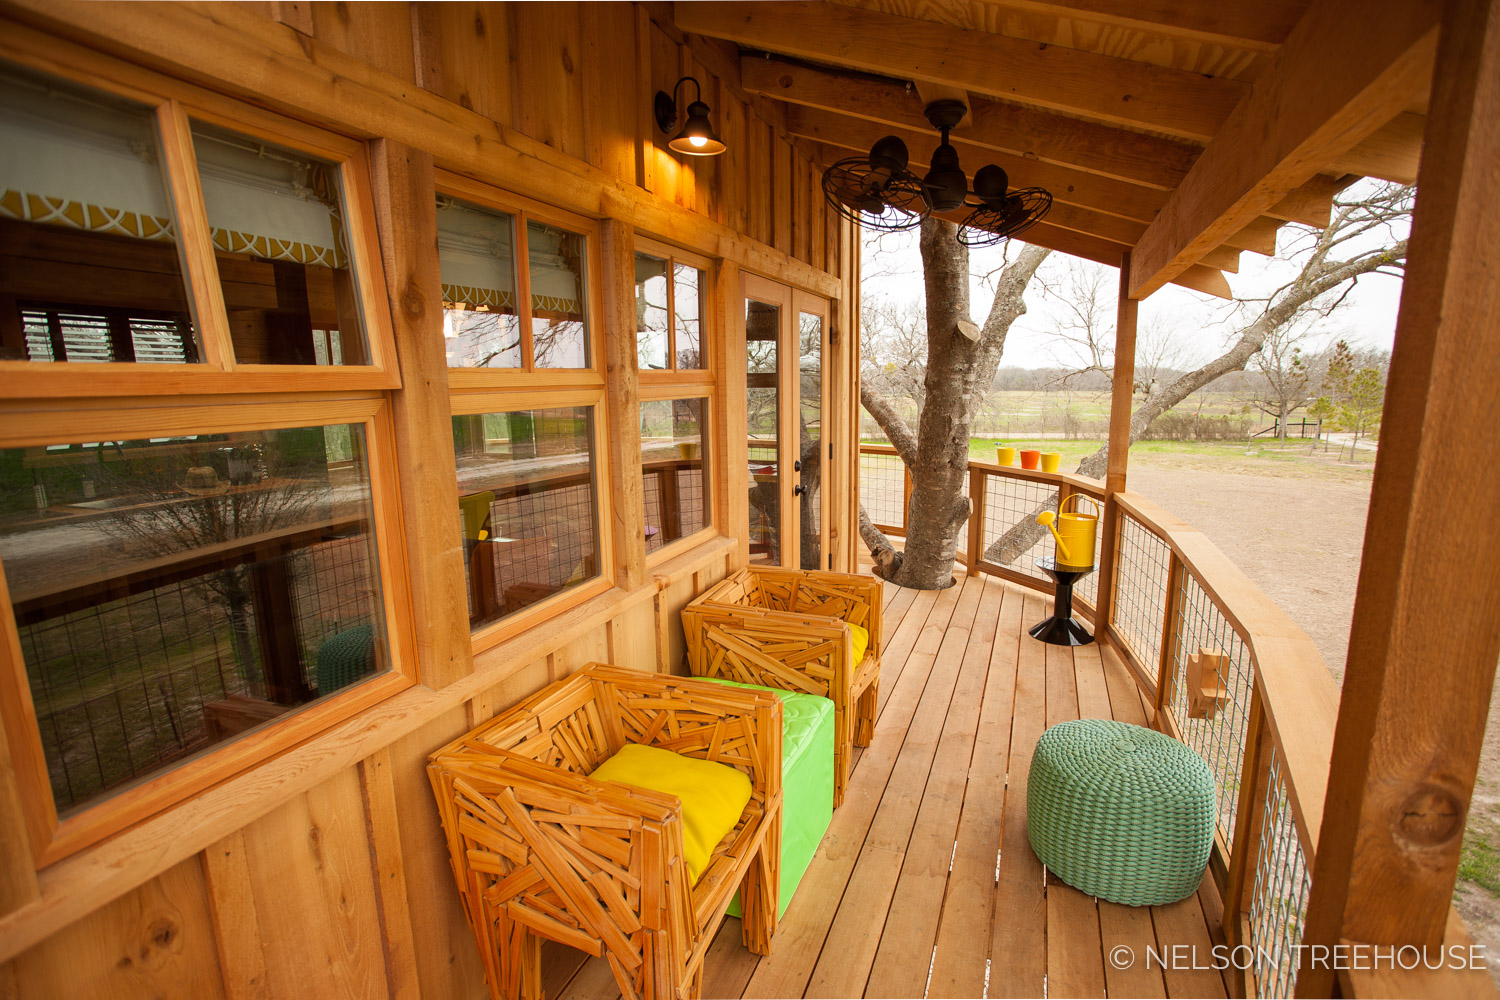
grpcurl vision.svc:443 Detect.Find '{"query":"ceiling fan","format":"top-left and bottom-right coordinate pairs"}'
top-left (821, 99), bottom-right (1052, 246)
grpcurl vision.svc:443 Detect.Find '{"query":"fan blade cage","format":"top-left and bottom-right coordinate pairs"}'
top-left (822, 157), bottom-right (930, 232)
top-left (957, 188), bottom-right (1053, 247)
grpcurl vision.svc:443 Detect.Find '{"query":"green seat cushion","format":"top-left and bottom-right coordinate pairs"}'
top-left (849, 623), bottom-right (869, 667)
top-left (703, 678), bottom-right (834, 919)
top-left (591, 743), bottom-right (751, 883)
top-left (1027, 718), bottom-right (1216, 906)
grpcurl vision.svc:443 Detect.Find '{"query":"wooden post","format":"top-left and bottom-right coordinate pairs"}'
top-left (1151, 555), bottom-right (1185, 732)
top-left (1092, 251), bottom-right (1139, 633)
top-left (719, 261), bottom-right (749, 570)
top-left (367, 139), bottom-right (472, 689)
top-left (1223, 695), bottom-right (1272, 960)
top-left (1300, 0), bottom-right (1500, 983)
top-left (965, 466), bottom-right (985, 576)
top-left (249, 548), bottom-right (310, 704)
top-left (601, 219), bottom-right (648, 592)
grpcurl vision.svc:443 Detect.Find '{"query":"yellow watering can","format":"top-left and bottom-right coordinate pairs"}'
top-left (1037, 494), bottom-right (1100, 570)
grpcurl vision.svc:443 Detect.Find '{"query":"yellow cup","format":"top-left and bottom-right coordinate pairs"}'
top-left (1040, 452), bottom-right (1062, 473)
top-left (996, 446), bottom-right (1017, 467)
top-left (677, 441), bottom-right (700, 460)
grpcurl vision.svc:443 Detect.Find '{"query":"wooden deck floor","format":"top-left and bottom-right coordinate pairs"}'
top-left (542, 574), bottom-right (1233, 999)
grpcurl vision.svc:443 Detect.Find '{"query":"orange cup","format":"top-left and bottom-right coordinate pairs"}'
top-left (1019, 449), bottom-right (1041, 470)
top-left (1040, 452), bottom-right (1062, 473)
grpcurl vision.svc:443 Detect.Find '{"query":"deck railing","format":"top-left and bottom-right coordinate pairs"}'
top-left (858, 444), bottom-right (1339, 998)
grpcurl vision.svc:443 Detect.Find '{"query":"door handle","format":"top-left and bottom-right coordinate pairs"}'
top-left (794, 484), bottom-right (806, 497)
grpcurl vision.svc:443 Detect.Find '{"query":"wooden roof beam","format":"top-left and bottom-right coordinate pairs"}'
top-left (675, 1), bottom-right (1245, 142)
top-left (742, 54), bottom-right (1199, 189)
top-left (966, 0), bottom-right (1310, 52)
top-left (791, 109), bottom-right (1269, 258)
top-left (753, 57), bottom-right (1335, 231)
top-left (1128, 0), bottom-right (1440, 299)
top-left (1331, 112), bottom-right (1426, 184)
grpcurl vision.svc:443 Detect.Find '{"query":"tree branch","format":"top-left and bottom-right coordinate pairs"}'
top-left (859, 385), bottom-right (920, 468)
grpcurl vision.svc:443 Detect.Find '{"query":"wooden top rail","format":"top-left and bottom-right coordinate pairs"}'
top-left (1112, 488), bottom-right (1340, 857)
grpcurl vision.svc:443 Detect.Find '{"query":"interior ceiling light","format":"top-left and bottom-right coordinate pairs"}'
top-left (654, 76), bottom-right (726, 156)
top-left (821, 98), bottom-right (1051, 245)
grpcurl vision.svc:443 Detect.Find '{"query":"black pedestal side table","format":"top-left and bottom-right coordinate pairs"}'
top-left (1029, 556), bottom-right (1095, 646)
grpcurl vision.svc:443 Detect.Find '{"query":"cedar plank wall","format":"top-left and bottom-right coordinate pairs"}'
top-left (0, 2), bottom-right (856, 997)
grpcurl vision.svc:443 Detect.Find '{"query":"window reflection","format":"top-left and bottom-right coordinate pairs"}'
top-left (674, 263), bottom-right (704, 369)
top-left (640, 398), bottom-right (708, 552)
top-left (528, 222), bottom-right (588, 368)
top-left (437, 196), bottom-right (522, 369)
top-left (635, 253), bottom-right (669, 371)
top-left (0, 65), bottom-right (199, 364)
top-left (453, 407), bottom-right (599, 628)
top-left (0, 425), bottom-right (387, 814)
top-left (192, 121), bottom-right (369, 366)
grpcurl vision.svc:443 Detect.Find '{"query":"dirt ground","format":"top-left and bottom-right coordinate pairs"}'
top-left (1124, 452), bottom-right (1500, 978)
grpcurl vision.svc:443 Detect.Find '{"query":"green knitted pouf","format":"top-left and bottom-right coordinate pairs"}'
top-left (316, 623), bottom-right (376, 695)
top-left (1027, 718), bottom-right (1216, 906)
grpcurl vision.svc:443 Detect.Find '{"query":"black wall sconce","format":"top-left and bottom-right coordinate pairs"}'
top-left (654, 76), bottom-right (726, 156)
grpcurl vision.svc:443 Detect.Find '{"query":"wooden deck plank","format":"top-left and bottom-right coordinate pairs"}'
top-left (988, 591), bottom-right (1051, 998)
top-left (1151, 871), bottom-right (1230, 1000)
top-left (863, 575), bottom-right (1005, 996)
top-left (1073, 642), bottom-right (1114, 721)
top-left (801, 577), bottom-right (987, 997)
top-left (740, 580), bottom-right (970, 999)
top-left (926, 579), bottom-right (1022, 999)
top-left (701, 916), bottom-right (761, 999)
top-left (1043, 636), bottom-right (1108, 998)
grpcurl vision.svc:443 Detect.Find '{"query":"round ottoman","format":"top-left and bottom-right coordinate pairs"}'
top-left (1027, 718), bottom-right (1215, 906)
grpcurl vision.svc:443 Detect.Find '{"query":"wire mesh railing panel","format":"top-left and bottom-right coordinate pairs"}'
top-left (1164, 570), bottom-right (1255, 850)
top-left (1111, 513), bottom-right (1173, 669)
top-left (1069, 491), bottom-right (1105, 609)
top-left (1248, 746), bottom-right (1312, 999)
top-left (858, 450), bottom-right (906, 531)
top-left (979, 473), bottom-right (1060, 584)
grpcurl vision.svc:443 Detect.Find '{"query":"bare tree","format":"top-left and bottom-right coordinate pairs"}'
top-left (1251, 324), bottom-right (1314, 442)
top-left (978, 183), bottom-right (1412, 566)
top-left (858, 220), bottom-right (1049, 588)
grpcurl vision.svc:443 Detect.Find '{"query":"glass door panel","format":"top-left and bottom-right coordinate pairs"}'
top-left (745, 299), bottom-right (781, 565)
top-left (798, 311), bottom-right (824, 571)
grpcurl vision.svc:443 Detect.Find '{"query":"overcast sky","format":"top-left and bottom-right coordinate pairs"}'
top-left (861, 179), bottom-right (1410, 371)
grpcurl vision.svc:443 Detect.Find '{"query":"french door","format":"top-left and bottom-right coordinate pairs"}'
top-left (741, 273), bottom-right (831, 571)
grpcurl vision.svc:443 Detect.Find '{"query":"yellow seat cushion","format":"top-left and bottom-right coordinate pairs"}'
top-left (849, 623), bottom-right (869, 667)
top-left (591, 743), bottom-right (752, 883)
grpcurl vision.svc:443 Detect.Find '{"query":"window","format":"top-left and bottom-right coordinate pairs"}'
top-left (634, 249), bottom-right (706, 373)
top-left (437, 174), bottom-right (610, 647)
top-left (452, 406), bottom-right (601, 631)
top-left (0, 55), bottom-right (408, 862)
top-left (640, 398), bottom-right (710, 552)
top-left (437, 191), bottom-right (595, 374)
top-left (192, 120), bottom-right (372, 366)
top-left (0, 64), bottom-right (199, 364)
top-left (635, 237), bottom-right (716, 560)
top-left (0, 62), bottom-right (395, 398)
top-left (0, 423), bottom-right (388, 814)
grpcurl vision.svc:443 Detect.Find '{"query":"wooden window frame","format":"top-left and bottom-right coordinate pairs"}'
top-left (0, 393), bottom-right (417, 865)
top-left (448, 387), bottom-right (616, 655)
top-left (640, 384), bottom-right (719, 569)
top-left (634, 237), bottom-right (715, 390)
top-left (436, 171), bottom-right (606, 388)
top-left (0, 48), bottom-right (400, 399)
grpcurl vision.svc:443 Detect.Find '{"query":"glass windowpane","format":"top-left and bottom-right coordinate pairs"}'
top-left (0, 424), bottom-right (388, 814)
top-left (635, 253), bottom-right (669, 371)
top-left (746, 300), bottom-right (780, 565)
top-left (640, 398), bottom-right (709, 552)
top-left (0, 66), bottom-right (199, 364)
top-left (192, 120), bottom-right (369, 366)
top-left (674, 263), bottom-right (704, 369)
top-left (437, 196), bottom-right (521, 369)
top-left (528, 221), bottom-right (588, 369)
top-left (453, 407), bottom-right (599, 629)
top-left (799, 313), bottom-right (823, 571)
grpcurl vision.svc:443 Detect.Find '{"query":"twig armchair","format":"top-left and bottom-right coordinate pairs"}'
top-left (427, 664), bottom-right (783, 1000)
top-left (681, 567), bottom-right (882, 806)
